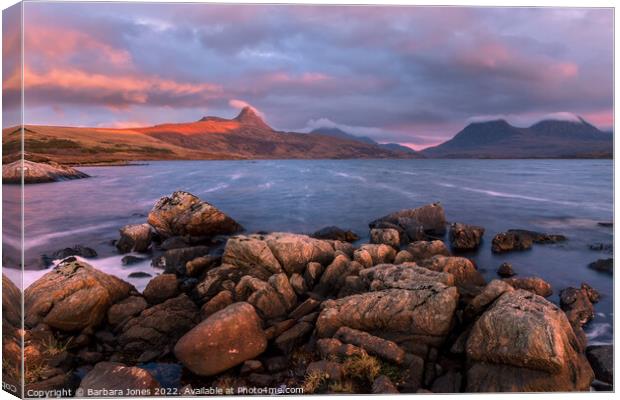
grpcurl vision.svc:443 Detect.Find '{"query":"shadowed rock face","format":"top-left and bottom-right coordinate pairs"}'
top-left (78, 362), bottom-right (161, 393)
top-left (2, 159), bottom-right (89, 184)
top-left (465, 289), bottom-right (594, 392)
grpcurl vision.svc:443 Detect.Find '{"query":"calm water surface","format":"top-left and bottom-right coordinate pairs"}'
top-left (3, 159), bottom-right (613, 343)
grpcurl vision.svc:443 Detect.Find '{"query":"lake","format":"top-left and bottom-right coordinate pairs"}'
top-left (2, 159), bottom-right (613, 344)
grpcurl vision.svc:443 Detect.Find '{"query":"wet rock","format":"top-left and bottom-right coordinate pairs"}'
top-left (507, 229), bottom-right (566, 244)
top-left (128, 271), bottom-right (152, 278)
top-left (466, 289), bottom-right (594, 392)
top-left (335, 326), bottom-right (406, 364)
top-left (406, 240), bottom-right (450, 263)
top-left (107, 296), bottom-right (148, 326)
top-left (275, 322), bottom-right (313, 354)
top-left (174, 302), bottom-right (267, 376)
top-left (588, 258), bottom-right (613, 275)
top-left (353, 244), bottom-right (396, 268)
top-left (503, 277), bottom-right (552, 297)
top-left (491, 231), bottom-right (533, 253)
top-left (147, 191), bottom-right (242, 239)
top-left (143, 274), bottom-right (179, 305)
top-left (118, 294), bottom-right (199, 362)
top-left (586, 345), bottom-right (612, 384)
top-left (372, 375), bottom-right (399, 394)
top-left (78, 362), bottom-right (160, 393)
top-left (370, 228), bottom-right (400, 248)
top-left (316, 286), bottom-right (459, 349)
top-left (25, 258), bottom-right (133, 331)
top-left (417, 255), bottom-right (485, 288)
top-left (369, 203), bottom-right (447, 242)
top-left (559, 284), bottom-right (598, 327)
top-left (449, 223), bottom-right (484, 251)
top-left (152, 246), bottom-right (211, 275)
top-left (41, 245), bottom-right (98, 266)
top-left (311, 226), bottom-right (359, 242)
top-left (185, 255), bottom-right (219, 277)
top-left (360, 263), bottom-right (455, 290)
top-left (497, 262), bottom-right (515, 277)
top-left (200, 290), bottom-right (233, 319)
top-left (117, 224), bottom-right (152, 254)
top-left (121, 255), bottom-right (147, 266)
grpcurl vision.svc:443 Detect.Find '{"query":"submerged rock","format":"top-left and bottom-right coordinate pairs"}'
top-left (588, 258), bottom-right (613, 274)
top-left (311, 226), bottom-right (359, 242)
top-left (41, 245), bottom-right (97, 266)
top-left (174, 302), bottom-right (267, 376)
top-left (466, 289), bottom-right (594, 392)
top-left (369, 203), bottom-right (447, 242)
top-left (449, 223), bottom-right (484, 250)
top-left (25, 258), bottom-right (133, 331)
top-left (2, 159), bottom-right (89, 184)
top-left (507, 229), bottom-right (566, 244)
top-left (497, 262), bottom-right (515, 277)
top-left (147, 191), bottom-right (242, 239)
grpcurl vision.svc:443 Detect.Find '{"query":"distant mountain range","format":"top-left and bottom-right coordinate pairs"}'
top-left (422, 118), bottom-right (612, 158)
top-left (1, 110), bottom-right (612, 164)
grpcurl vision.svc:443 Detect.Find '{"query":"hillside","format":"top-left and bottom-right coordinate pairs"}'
top-left (309, 127), bottom-right (420, 156)
top-left (2, 108), bottom-right (419, 165)
top-left (422, 117), bottom-right (612, 158)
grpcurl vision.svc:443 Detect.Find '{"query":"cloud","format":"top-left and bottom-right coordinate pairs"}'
top-left (228, 99), bottom-right (265, 118)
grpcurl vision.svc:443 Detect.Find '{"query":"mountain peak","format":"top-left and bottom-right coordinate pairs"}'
top-left (234, 106), bottom-right (269, 127)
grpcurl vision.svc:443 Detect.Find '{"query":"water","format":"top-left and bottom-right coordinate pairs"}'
top-left (2, 159), bottom-right (613, 344)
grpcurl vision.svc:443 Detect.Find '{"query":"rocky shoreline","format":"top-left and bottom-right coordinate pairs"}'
top-left (3, 191), bottom-right (613, 396)
top-left (2, 159), bottom-right (89, 184)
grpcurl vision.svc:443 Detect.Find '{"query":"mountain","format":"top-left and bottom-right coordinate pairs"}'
top-left (423, 117), bottom-right (612, 159)
top-left (309, 127), bottom-right (419, 155)
top-left (2, 107), bottom-right (421, 165)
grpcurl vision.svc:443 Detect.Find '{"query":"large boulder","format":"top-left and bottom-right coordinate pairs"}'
top-left (449, 223), bottom-right (484, 251)
top-left (406, 240), bottom-right (450, 263)
top-left (417, 256), bottom-right (485, 288)
top-left (3, 159), bottom-right (89, 184)
top-left (25, 258), bottom-right (133, 331)
top-left (360, 263), bottom-right (455, 290)
top-left (117, 294), bottom-right (199, 362)
top-left (235, 274), bottom-right (297, 320)
top-left (316, 286), bottom-right (459, 350)
top-left (116, 223), bottom-right (152, 254)
top-left (143, 274), bottom-right (179, 305)
top-left (465, 290), bottom-right (594, 392)
top-left (223, 233), bottom-right (335, 276)
top-left (174, 302), bottom-right (267, 376)
top-left (147, 191), bottom-right (242, 239)
top-left (78, 362), bottom-right (160, 394)
top-left (311, 226), bottom-right (359, 242)
top-left (369, 203), bottom-right (447, 242)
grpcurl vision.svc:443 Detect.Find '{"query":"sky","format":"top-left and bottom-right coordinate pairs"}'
top-left (2, 3), bottom-right (614, 149)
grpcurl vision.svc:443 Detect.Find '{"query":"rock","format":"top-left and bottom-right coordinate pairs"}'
top-left (128, 272), bottom-right (151, 278)
top-left (2, 274), bottom-right (21, 332)
top-left (598, 221), bottom-right (613, 227)
top-left (159, 236), bottom-right (189, 250)
top-left (449, 223), bottom-right (484, 250)
top-left (507, 229), bottom-right (566, 244)
top-left (174, 302), bottom-right (267, 376)
top-left (431, 371), bottom-right (462, 393)
top-left (116, 224), bottom-right (152, 254)
top-left (306, 361), bottom-right (343, 381)
top-left (588, 258), bottom-right (613, 274)
top-left (274, 322), bottom-right (313, 354)
top-left (289, 273), bottom-right (307, 295)
top-left (25, 258), bottom-right (133, 331)
top-left (591, 380), bottom-right (613, 391)
top-left (316, 286), bottom-right (459, 350)
top-left (353, 244), bottom-right (396, 268)
top-left (465, 289), bottom-right (594, 392)
top-left (586, 345), bottom-right (612, 384)
top-left (492, 231), bottom-right (533, 253)
top-left (370, 228), bottom-right (400, 248)
top-left (107, 296), bottom-right (148, 326)
top-left (264, 356), bottom-right (288, 373)
top-left (240, 360), bottom-right (264, 375)
top-left (143, 274), bottom-right (179, 305)
top-left (41, 245), bottom-right (98, 266)
top-left (147, 191), bottom-right (242, 239)
top-left (360, 263), bottom-right (455, 290)
top-left (185, 256), bottom-right (219, 277)
top-left (268, 273), bottom-right (297, 312)
top-left (152, 246), bottom-right (211, 275)
top-left (221, 235), bottom-right (284, 280)
top-left (369, 203), bottom-right (447, 242)
top-left (289, 298), bottom-right (321, 320)
top-left (464, 279), bottom-right (514, 319)
top-left (247, 373), bottom-right (273, 387)
top-left (3, 159), bottom-right (89, 184)
top-left (121, 255), bottom-right (146, 266)
top-left (394, 250), bottom-right (414, 264)
top-left (417, 255), bottom-right (485, 288)
top-left (316, 338), bottom-right (367, 360)
top-left (78, 362), bottom-right (160, 393)
top-left (406, 240), bottom-right (450, 263)
top-left (193, 264), bottom-right (242, 303)
top-left (372, 375), bottom-right (399, 394)
top-left (589, 242), bottom-right (613, 253)
top-left (334, 326), bottom-right (406, 364)
top-left (497, 262), bottom-right (515, 277)
top-left (503, 277), bottom-right (552, 297)
top-left (559, 285), bottom-right (597, 327)
top-left (315, 254), bottom-right (356, 295)
top-left (337, 276), bottom-right (367, 297)
top-left (304, 262), bottom-right (323, 288)
top-left (311, 226), bottom-right (359, 242)
top-left (118, 294), bottom-right (199, 361)
top-left (200, 290), bottom-right (233, 319)
top-left (264, 319), bottom-right (295, 341)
